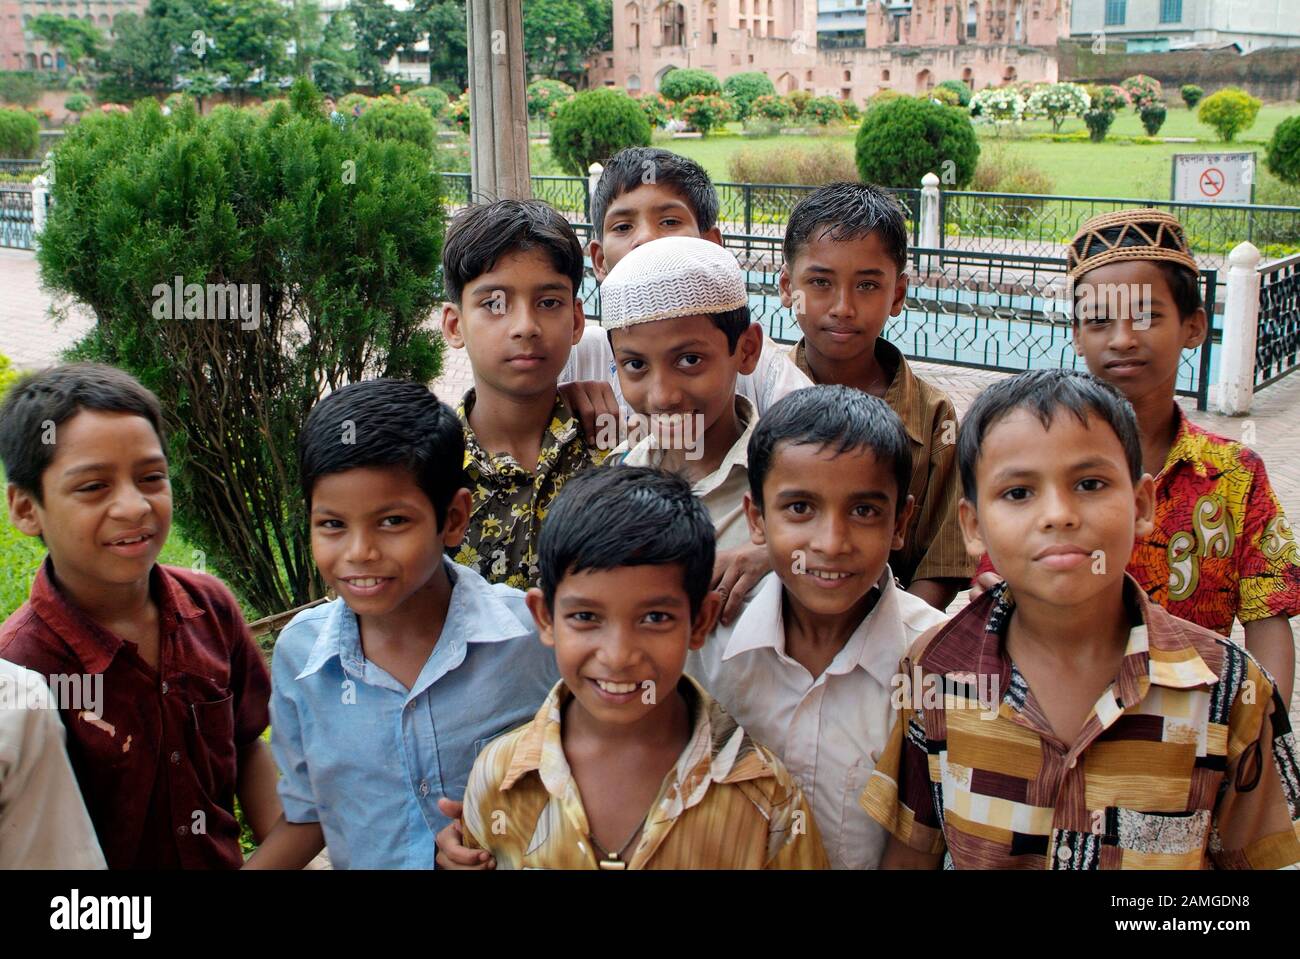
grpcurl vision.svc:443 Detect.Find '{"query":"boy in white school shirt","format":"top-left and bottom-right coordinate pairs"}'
top-left (687, 385), bottom-right (948, 870)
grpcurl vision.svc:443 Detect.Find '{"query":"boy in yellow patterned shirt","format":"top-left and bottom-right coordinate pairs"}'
top-left (460, 466), bottom-right (828, 869)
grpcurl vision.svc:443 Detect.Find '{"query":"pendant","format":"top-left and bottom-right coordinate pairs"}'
top-left (597, 855), bottom-right (627, 871)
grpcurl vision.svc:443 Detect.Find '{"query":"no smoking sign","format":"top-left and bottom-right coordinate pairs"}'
top-left (1172, 153), bottom-right (1255, 204)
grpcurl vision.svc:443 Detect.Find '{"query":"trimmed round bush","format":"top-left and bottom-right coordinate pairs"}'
top-left (1121, 74), bottom-right (1163, 110)
top-left (751, 94), bottom-right (792, 122)
top-left (1181, 84), bottom-right (1204, 109)
top-left (841, 100), bottom-right (861, 122)
top-left (64, 93), bottom-right (93, 115)
top-left (1198, 87), bottom-right (1261, 142)
top-left (1026, 82), bottom-right (1091, 134)
top-left (856, 95), bottom-right (978, 189)
top-left (936, 79), bottom-right (972, 108)
top-left (1083, 108), bottom-right (1115, 142)
top-left (803, 95), bottom-right (844, 126)
top-left (636, 92), bottom-right (672, 128)
top-left (659, 68), bottom-right (721, 103)
top-left (678, 93), bottom-right (733, 136)
top-left (409, 86), bottom-right (450, 120)
top-left (1087, 84), bottom-right (1129, 112)
top-left (785, 89), bottom-right (812, 118)
top-left (526, 78), bottom-right (574, 120)
top-left (1266, 115), bottom-right (1300, 186)
top-left (970, 86), bottom-right (1025, 126)
top-left (1139, 102), bottom-right (1167, 136)
top-left (930, 86), bottom-right (961, 107)
top-left (0, 107), bottom-right (39, 157)
top-left (356, 99), bottom-right (436, 153)
top-left (722, 71), bottom-right (776, 121)
top-left (550, 89), bottom-right (652, 175)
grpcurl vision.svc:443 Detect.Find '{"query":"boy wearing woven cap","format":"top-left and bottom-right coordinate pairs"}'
top-left (973, 209), bottom-right (1298, 703)
top-left (865, 369), bottom-right (1300, 870)
top-left (601, 236), bottom-right (765, 558)
top-left (778, 182), bottom-right (972, 612)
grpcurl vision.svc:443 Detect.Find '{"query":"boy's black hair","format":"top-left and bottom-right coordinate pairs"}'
top-left (0, 363), bottom-right (165, 502)
top-left (1070, 221), bottom-right (1204, 320)
top-left (609, 303), bottom-right (752, 355)
top-left (442, 198), bottom-right (584, 305)
top-left (590, 147), bottom-right (719, 241)
top-left (957, 369), bottom-right (1143, 502)
top-left (537, 466), bottom-right (716, 618)
top-left (782, 181), bottom-right (909, 273)
top-left (748, 385), bottom-right (912, 513)
top-left (299, 379), bottom-right (466, 528)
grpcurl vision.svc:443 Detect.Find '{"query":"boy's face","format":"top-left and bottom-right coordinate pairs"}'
top-left (8, 409), bottom-right (171, 589)
top-left (958, 408), bottom-right (1155, 611)
top-left (526, 564), bottom-right (720, 726)
top-left (779, 231), bottom-right (907, 362)
top-left (611, 316), bottom-right (762, 444)
top-left (309, 464), bottom-right (470, 618)
top-left (745, 441), bottom-right (913, 620)
top-left (593, 182), bottom-right (722, 280)
top-left (441, 247), bottom-right (585, 401)
top-left (1072, 260), bottom-right (1207, 407)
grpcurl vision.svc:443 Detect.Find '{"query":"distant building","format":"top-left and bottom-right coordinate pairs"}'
top-left (1070, 0), bottom-right (1300, 54)
top-left (586, 1), bottom-right (1069, 101)
top-left (0, 0), bottom-right (144, 72)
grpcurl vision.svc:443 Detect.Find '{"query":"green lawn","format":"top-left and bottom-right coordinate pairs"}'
top-left (656, 101), bottom-right (1300, 201)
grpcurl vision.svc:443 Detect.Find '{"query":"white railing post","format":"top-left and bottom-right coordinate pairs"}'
top-left (588, 162), bottom-right (603, 215)
top-left (920, 172), bottom-right (941, 250)
top-left (1216, 241), bottom-right (1263, 416)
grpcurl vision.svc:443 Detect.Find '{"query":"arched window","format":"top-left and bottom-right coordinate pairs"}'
top-left (1002, 65), bottom-right (1017, 83)
top-left (626, 2), bottom-right (639, 46)
top-left (962, 66), bottom-right (973, 87)
top-left (916, 68), bottom-right (933, 92)
top-left (881, 68), bottom-right (890, 81)
top-left (659, 2), bottom-right (685, 46)
top-left (41, 52), bottom-right (53, 68)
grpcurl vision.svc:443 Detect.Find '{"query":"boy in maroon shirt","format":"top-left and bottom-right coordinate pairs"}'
top-left (0, 363), bottom-right (281, 868)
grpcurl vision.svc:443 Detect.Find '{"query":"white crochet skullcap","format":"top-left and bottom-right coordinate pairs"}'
top-left (600, 236), bottom-right (747, 330)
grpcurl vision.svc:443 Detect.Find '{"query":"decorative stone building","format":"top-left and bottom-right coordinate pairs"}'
top-left (586, 0), bottom-right (1070, 101)
top-left (0, 0), bottom-right (145, 72)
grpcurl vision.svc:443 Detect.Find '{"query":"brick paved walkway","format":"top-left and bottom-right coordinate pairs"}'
top-left (4, 249), bottom-right (1297, 719)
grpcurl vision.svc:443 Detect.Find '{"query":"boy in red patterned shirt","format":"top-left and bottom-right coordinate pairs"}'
top-left (974, 210), bottom-right (1298, 704)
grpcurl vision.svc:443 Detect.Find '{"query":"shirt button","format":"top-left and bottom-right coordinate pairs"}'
top-left (170, 751), bottom-right (181, 764)
top-left (161, 681), bottom-right (169, 695)
top-left (419, 780), bottom-right (430, 797)
top-left (1068, 757), bottom-right (1078, 769)
top-left (1056, 846), bottom-right (1072, 863)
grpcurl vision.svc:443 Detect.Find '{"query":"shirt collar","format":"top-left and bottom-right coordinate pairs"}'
top-left (457, 388), bottom-right (583, 477)
top-left (28, 558), bottom-right (204, 674)
top-left (296, 558), bottom-right (535, 680)
top-left (1161, 404), bottom-right (1213, 478)
top-left (499, 675), bottom-right (776, 811)
top-left (792, 339), bottom-right (925, 445)
top-left (925, 574), bottom-right (1220, 703)
top-left (617, 395), bottom-right (758, 497)
top-left (720, 567), bottom-right (905, 688)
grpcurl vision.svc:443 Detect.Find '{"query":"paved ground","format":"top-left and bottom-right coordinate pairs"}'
top-left (4, 247), bottom-right (1298, 722)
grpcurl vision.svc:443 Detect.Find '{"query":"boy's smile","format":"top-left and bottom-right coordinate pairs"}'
top-left (959, 408), bottom-right (1154, 610)
top-left (1072, 260), bottom-right (1207, 406)
top-left (441, 247), bottom-right (585, 401)
top-left (10, 409), bottom-right (171, 589)
top-left (593, 183), bottom-right (721, 279)
top-left (746, 441), bottom-right (912, 620)
top-left (780, 231), bottom-right (907, 368)
top-left (310, 465), bottom-right (465, 619)
top-left (526, 564), bottom-right (719, 727)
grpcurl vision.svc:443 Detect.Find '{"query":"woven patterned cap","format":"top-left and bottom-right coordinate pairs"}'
top-left (1067, 209), bottom-right (1200, 278)
top-left (600, 236), bottom-right (748, 330)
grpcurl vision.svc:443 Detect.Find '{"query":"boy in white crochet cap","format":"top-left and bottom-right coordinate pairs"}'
top-left (602, 236), bottom-right (766, 555)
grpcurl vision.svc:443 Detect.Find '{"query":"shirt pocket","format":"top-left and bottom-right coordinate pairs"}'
top-left (1104, 807), bottom-right (1212, 864)
top-left (191, 693), bottom-right (237, 798)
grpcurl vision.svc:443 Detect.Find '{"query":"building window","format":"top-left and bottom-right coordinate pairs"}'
top-left (1159, 0), bottom-right (1181, 23)
top-left (965, 1), bottom-right (977, 40)
top-left (881, 68), bottom-right (890, 81)
top-left (1104, 0), bottom-right (1126, 26)
top-left (659, 1), bottom-right (685, 46)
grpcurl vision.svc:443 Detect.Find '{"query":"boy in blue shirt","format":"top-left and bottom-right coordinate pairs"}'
top-left (245, 379), bottom-right (557, 869)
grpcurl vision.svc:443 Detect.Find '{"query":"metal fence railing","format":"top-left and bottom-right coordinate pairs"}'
top-left (1257, 252), bottom-right (1300, 388)
top-left (0, 188), bottom-right (34, 250)
top-left (0, 158), bottom-right (42, 177)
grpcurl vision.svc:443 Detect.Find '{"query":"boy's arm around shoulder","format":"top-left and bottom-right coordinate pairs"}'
top-left (762, 759), bottom-right (830, 870)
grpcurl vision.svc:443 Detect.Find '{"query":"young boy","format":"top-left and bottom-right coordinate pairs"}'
top-left (602, 235), bottom-right (764, 555)
top-left (0, 363), bottom-right (281, 869)
top-left (689, 385), bottom-right (949, 869)
top-left (560, 146), bottom-right (811, 418)
top-left (0, 658), bottom-right (106, 868)
top-left (864, 369), bottom-right (1300, 869)
top-left (460, 466), bottom-right (827, 869)
top-left (778, 181), bottom-right (972, 611)
top-left (246, 379), bottom-right (557, 869)
top-left (975, 209), bottom-right (1298, 704)
top-left (439, 199), bottom-right (605, 590)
